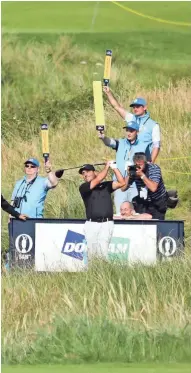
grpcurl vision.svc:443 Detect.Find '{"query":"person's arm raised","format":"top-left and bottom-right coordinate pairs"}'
top-left (98, 131), bottom-right (118, 150)
top-left (110, 163), bottom-right (125, 190)
top-left (90, 162), bottom-right (110, 189)
top-left (120, 175), bottom-right (130, 192)
top-left (45, 160), bottom-right (59, 187)
top-left (103, 86), bottom-right (126, 119)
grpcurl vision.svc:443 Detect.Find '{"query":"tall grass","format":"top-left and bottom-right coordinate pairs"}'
top-left (1, 35), bottom-right (191, 364)
top-left (2, 259), bottom-right (191, 363)
top-left (2, 36), bottom-right (191, 249)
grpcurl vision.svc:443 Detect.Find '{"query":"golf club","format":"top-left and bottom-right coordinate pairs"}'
top-left (55, 162), bottom-right (106, 178)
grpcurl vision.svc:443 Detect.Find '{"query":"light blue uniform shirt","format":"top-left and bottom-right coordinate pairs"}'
top-left (102, 136), bottom-right (150, 179)
top-left (115, 138), bottom-right (151, 178)
top-left (11, 175), bottom-right (54, 218)
top-left (125, 111), bottom-right (160, 155)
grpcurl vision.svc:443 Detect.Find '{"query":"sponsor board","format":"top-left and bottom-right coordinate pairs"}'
top-left (10, 219), bottom-right (184, 271)
top-left (35, 223), bottom-right (156, 271)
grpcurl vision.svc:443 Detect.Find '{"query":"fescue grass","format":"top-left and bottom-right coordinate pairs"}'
top-left (2, 259), bottom-right (191, 364)
top-left (1, 2), bottom-right (191, 365)
top-left (2, 35), bottom-right (191, 250)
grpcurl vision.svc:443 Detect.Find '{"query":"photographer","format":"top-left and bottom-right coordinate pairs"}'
top-left (98, 121), bottom-right (150, 214)
top-left (122, 153), bottom-right (167, 220)
top-left (11, 157), bottom-right (59, 218)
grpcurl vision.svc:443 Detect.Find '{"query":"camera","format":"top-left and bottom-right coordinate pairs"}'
top-left (13, 195), bottom-right (27, 208)
top-left (129, 165), bottom-right (140, 179)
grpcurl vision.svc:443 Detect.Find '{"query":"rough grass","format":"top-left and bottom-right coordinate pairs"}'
top-left (2, 259), bottom-right (191, 364)
top-left (2, 36), bottom-right (191, 251)
top-left (1, 3), bottom-right (191, 364)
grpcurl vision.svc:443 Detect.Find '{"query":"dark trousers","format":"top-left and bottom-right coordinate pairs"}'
top-left (132, 196), bottom-right (167, 220)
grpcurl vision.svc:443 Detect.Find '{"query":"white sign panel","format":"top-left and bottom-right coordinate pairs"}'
top-left (35, 223), bottom-right (157, 272)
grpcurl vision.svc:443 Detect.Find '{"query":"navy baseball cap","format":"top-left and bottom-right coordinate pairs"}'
top-left (24, 158), bottom-right (40, 167)
top-left (123, 121), bottom-right (139, 131)
top-left (79, 164), bottom-right (95, 174)
top-left (130, 97), bottom-right (147, 107)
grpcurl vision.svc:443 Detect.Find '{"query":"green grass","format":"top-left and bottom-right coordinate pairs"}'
top-left (1, 1), bottom-right (191, 365)
top-left (2, 1), bottom-right (191, 65)
top-left (2, 260), bottom-right (191, 364)
top-left (2, 1), bottom-right (191, 32)
top-left (2, 363), bottom-right (191, 373)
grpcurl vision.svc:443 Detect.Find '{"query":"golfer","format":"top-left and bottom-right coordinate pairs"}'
top-left (79, 161), bottom-right (125, 260)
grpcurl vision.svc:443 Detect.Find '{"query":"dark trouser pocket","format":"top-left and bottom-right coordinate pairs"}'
top-left (147, 197), bottom-right (167, 220)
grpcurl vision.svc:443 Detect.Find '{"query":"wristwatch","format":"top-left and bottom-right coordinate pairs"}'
top-left (141, 174), bottom-right (146, 180)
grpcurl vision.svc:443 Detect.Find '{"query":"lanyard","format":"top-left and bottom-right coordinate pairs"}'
top-left (15, 176), bottom-right (37, 198)
top-left (137, 116), bottom-right (150, 133)
top-left (124, 139), bottom-right (137, 161)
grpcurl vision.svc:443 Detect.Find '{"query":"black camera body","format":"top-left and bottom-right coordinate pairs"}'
top-left (13, 195), bottom-right (27, 208)
top-left (129, 165), bottom-right (140, 179)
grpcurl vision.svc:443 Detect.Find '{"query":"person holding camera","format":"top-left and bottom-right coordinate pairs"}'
top-left (79, 161), bottom-right (125, 260)
top-left (1, 195), bottom-right (27, 220)
top-left (122, 152), bottom-right (167, 220)
top-left (11, 157), bottom-right (59, 218)
top-left (103, 87), bottom-right (160, 163)
top-left (98, 121), bottom-right (150, 214)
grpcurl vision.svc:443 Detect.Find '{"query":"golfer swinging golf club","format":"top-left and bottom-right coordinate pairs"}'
top-left (79, 160), bottom-right (125, 261)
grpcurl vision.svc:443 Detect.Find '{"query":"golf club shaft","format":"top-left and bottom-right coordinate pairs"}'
top-left (63, 162), bottom-right (106, 171)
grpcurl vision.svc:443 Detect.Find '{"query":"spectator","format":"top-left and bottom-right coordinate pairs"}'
top-left (98, 121), bottom-right (150, 213)
top-left (113, 201), bottom-right (152, 220)
top-left (122, 152), bottom-right (167, 220)
top-left (103, 86), bottom-right (160, 163)
top-left (1, 194), bottom-right (27, 220)
top-left (79, 161), bottom-right (125, 260)
top-left (11, 157), bottom-right (59, 218)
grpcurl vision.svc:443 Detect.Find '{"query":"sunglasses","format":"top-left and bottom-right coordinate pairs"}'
top-left (126, 128), bottom-right (136, 132)
top-left (25, 164), bottom-right (36, 169)
top-left (132, 105), bottom-right (143, 109)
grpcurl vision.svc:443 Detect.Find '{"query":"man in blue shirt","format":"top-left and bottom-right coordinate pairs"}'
top-left (98, 121), bottom-right (150, 213)
top-left (11, 157), bottom-right (59, 218)
top-left (103, 87), bottom-right (160, 163)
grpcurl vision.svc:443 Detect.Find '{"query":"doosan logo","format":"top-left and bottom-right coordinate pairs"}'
top-left (61, 230), bottom-right (86, 261)
top-left (61, 230), bottom-right (130, 262)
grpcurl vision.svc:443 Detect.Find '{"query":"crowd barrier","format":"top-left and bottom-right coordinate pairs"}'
top-left (9, 218), bottom-right (184, 272)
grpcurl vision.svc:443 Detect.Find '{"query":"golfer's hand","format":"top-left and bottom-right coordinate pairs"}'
top-left (103, 86), bottom-right (110, 94)
top-left (108, 160), bottom-right (117, 170)
top-left (98, 131), bottom-right (105, 139)
top-left (45, 160), bottom-right (52, 173)
top-left (19, 214), bottom-right (28, 221)
top-left (55, 169), bottom-right (64, 179)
